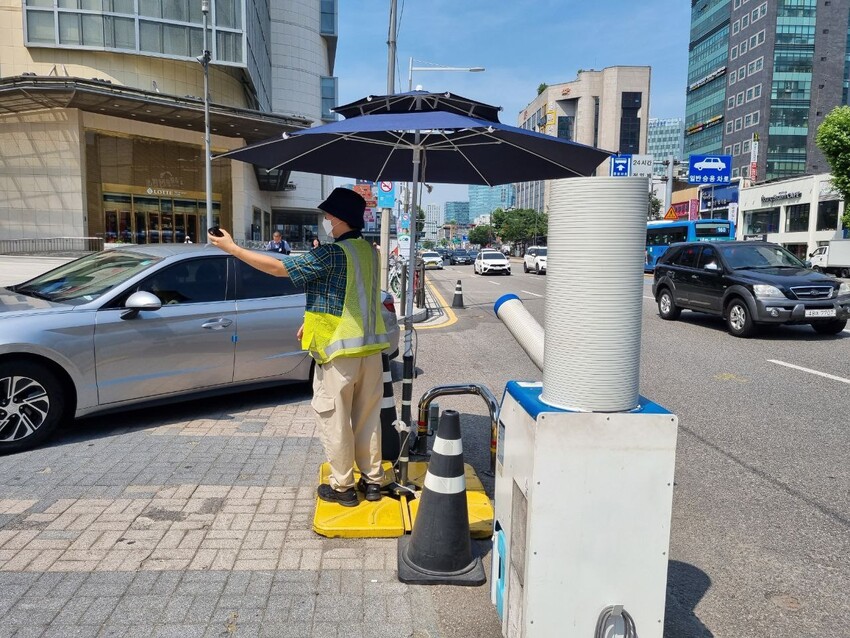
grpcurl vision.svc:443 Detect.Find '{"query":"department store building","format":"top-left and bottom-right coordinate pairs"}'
top-left (0, 0), bottom-right (338, 248)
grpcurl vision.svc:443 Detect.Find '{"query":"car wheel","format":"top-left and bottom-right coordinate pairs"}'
top-left (726, 299), bottom-right (756, 337)
top-left (0, 360), bottom-right (67, 454)
top-left (535, 264), bottom-right (542, 275)
top-left (812, 266), bottom-right (823, 273)
top-left (657, 289), bottom-right (681, 320)
top-left (811, 319), bottom-right (847, 335)
top-left (523, 262), bottom-right (528, 273)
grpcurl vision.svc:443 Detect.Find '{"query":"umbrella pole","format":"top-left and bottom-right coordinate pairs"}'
top-left (397, 137), bottom-right (422, 490)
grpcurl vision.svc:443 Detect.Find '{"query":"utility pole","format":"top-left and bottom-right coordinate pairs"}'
top-left (379, 0), bottom-right (398, 289)
top-left (201, 0), bottom-right (213, 238)
top-left (663, 154), bottom-right (675, 213)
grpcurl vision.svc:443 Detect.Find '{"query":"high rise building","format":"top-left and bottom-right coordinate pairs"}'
top-left (515, 66), bottom-right (651, 212)
top-left (685, 0), bottom-right (850, 182)
top-left (424, 203), bottom-right (441, 241)
top-left (1, 1), bottom-right (337, 247)
top-left (648, 118), bottom-right (685, 176)
top-left (444, 201), bottom-right (470, 226)
top-left (468, 184), bottom-right (515, 218)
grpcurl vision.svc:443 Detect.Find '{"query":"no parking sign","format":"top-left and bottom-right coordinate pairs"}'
top-left (377, 181), bottom-right (395, 208)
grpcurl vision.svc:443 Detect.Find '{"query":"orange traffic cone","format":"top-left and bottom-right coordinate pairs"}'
top-left (397, 409), bottom-right (485, 586)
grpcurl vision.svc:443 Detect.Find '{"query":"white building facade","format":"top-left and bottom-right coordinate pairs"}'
top-left (737, 173), bottom-right (845, 260)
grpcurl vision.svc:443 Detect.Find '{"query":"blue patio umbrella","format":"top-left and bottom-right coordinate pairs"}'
top-left (215, 93), bottom-right (613, 486)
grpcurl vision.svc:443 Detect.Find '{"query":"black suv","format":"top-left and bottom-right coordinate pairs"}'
top-left (450, 250), bottom-right (474, 265)
top-left (652, 241), bottom-right (850, 337)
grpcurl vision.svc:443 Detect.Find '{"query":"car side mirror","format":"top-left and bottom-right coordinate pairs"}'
top-left (804, 260), bottom-right (812, 269)
top-left (121, 290), bottom-right (162, 319)
top-left (705, 262), bottom-right (719, 271)
top-left (808, 252), bottom-right (814, 258)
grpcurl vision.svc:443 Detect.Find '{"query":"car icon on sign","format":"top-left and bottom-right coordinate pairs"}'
top-left (694, 156), bottom-right (726, 171)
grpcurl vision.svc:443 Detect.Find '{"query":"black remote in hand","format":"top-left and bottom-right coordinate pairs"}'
top-left (208, 226), bottom-right (224, 237)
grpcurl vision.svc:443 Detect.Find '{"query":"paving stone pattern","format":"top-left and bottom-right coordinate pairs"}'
top-left (0, 389), bottom-right (420, 637)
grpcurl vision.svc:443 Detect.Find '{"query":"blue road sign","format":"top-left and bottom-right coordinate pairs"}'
top-left (377, 181), bottom-right (395, 208)
top-left (688, 154), bottom-right (732, 184)
top-left (610, 155), bottom-right (631, 177)
top-left (462, 235), bottom-right (468, 241)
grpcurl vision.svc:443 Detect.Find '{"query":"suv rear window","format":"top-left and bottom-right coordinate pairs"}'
top-left (671, 245), bottom-right (699, 268)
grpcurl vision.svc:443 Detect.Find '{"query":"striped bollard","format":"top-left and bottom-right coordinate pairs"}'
top-left (451, 280), bottom-right (464, 309)
top-left (380, 353), bottom-right (400, 461)
top-left (397, 410), bottom-right (485, 586)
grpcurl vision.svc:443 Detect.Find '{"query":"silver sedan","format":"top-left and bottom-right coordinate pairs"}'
top-left (0, 245), bottom-right (399, 453)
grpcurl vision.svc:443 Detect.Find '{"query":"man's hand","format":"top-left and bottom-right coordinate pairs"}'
top-left (296, 324), bottom-right (304, 340)
top-left (207, 227), bottom-right (237, 253)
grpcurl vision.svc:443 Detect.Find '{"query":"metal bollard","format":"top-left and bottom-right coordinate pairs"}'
top-left (399, 262), bottom-right (408, 314)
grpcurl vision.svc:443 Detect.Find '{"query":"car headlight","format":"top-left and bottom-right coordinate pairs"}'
top-left (839, 282), bottom-right (850, 296)
top-left (753, 284), bottom-right (784, 299)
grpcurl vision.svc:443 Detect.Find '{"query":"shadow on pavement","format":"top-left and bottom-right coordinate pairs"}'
top-left (665, 560), bottom-right (714, 637)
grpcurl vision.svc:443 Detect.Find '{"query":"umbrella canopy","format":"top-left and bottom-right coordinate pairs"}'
top-left (333, 90), bottom-right (503, 123)
top-left (216, 110), bottom-right (612, 185)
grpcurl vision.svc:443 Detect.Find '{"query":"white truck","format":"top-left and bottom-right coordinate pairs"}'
top-left (809, 239), bottom-right (850, 278)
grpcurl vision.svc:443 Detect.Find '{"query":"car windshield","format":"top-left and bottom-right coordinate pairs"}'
top-left (718, 244), bottom-right (805, 270)
top-left (536, 248), bottom-right (548, 256)
top-left (422, 252), bottom-right (440, 258)
top-left (482, 252), bottom-right (506, 261)
top-left (11, 250), bottom-right (162, 305)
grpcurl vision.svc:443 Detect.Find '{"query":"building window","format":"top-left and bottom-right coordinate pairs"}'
top-left (726, 122), bottom-right (735, 134)
top-left (817, 200), bottom-right (840, 231)
top-left (743, 139), bottom-right (751, 154)
top-left (785, 204), bottom-right (809, 232)
top-left (731, 45), bottom-right (738, 60)
top-left (320, 76), bottom-right (338, 121)
top-left (741, 13), bottom-right (750, 28)
top-left (745, 208), bottom-right (780, 234)
top-left (739, 65), bottom-right (747, 79)
top-left (730, 70), bottom-right (737, 85)
top-left (725, 145), bottom-right (733, 155)
top-left (744, 113), bottom-right (752, 127)
top-left (737, 91), bottom-right (745, 106)
top-left (734, 142), bottom-right (741, 155)
top-left (728, 96), bottom-right (736, 109)
top-left (320, 0), bottom-right (337, 36)
top-left (735, 117), bottom-right (743, 131)
top-left (733, 167), bottom-right (741, 177)
top-left (740, 40), bottom-right (748, 55)
top-left (733, 20), bottom-right (740, 35)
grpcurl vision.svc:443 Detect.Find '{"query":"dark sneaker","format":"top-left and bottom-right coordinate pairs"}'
top-left (357, 478), bottom-right (382, 502)
top-left (317, 484), bottom-right (358, 507)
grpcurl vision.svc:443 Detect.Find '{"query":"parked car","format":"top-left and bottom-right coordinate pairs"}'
top-left (436, 247), bottom-right (451, 261)
top-left (652, 240), bottom-right (850, 337)
top-left (420, 251), bottom-right (444, 269)
top-left (474, 250), bottom-right (512, 275)
top-left (0, 245), bottom-right (400, 453)
top-left (450, 250), bottom-right (474, 265)
top-left (524, 246), bottom-right (547, 274)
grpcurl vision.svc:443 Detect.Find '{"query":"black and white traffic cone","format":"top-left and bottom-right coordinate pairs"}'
top-left (451, 280), bottom-right (464, 309)
top-left (380, 353), bottom-right (400, 461)
top-left (397, 410), bottom-right (485, 586)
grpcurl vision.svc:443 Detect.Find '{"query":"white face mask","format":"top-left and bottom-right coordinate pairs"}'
top-left (321, 217), bottom-right (335, 237)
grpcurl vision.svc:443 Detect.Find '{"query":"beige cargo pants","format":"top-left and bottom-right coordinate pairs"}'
top-left (311, 352), bottom-right (385, 491)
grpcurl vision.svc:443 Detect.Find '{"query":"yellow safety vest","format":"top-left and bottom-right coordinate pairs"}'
top-left (302, 238), bottom-right (390, 364)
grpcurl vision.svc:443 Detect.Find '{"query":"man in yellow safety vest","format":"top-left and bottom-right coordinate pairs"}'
top-left (208, 188), bottom-right (390, 507)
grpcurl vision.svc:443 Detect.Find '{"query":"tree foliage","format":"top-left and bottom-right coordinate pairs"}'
top-left (537, 83), bottom-right (548, 96)
top-left (490, 208), bottom-right (548, 249)
top-left (815, 106), bottom-right (850, 229)
top-left (648, 193), bottom-right (662, 220)
top-left (468, 224), bottom-right (495, 246)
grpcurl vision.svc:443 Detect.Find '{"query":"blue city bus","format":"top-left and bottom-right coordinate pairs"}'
top-left (645, 219), bottom-right (736, 272)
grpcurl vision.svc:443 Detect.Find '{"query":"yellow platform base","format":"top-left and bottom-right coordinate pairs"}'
top-left (312, 461), bottom-right (494, 539)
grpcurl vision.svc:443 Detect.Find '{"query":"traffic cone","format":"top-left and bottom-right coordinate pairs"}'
top-left (451, 280), bottom-right (464, 309)
top-left (380, 353), bottom-right (400, 461)
top-left (397, 410), bottom-right (485, 586)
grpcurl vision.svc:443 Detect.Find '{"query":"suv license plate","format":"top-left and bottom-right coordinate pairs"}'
top-left (805, 308), bottom-right (836, 318)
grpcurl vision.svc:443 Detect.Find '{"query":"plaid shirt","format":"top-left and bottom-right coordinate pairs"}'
top-left (283, 233), bottom-right (363, 316)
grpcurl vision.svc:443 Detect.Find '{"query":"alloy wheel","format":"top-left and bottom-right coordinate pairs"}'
top-left (0, 374), bottom-right (50, 442)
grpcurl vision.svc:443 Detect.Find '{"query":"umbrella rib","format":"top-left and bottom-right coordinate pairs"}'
top-left (478, 129), bottom-right (589, 177)
top-left (264, 132), bottom-right (361, 172)
top-left (434, 132), bottom-right (495, 187)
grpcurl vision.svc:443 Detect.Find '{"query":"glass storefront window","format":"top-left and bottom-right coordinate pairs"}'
top-left (817, 199), bottom-right (840, 231)
top-left (784, 203), bottom-right (809, 232)
top-left (272, 210), bottom-right (319, 251)
top-left (745, 208), bottom-right (780, 234)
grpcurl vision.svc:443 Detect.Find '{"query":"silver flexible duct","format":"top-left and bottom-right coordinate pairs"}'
top-left (541, 177), bottom-right (647, 412)
top-left (494, 294), bottom-right (544, 371)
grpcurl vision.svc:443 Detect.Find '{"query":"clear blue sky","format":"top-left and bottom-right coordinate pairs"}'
top-left (334, 0), bottom-right (692, 207)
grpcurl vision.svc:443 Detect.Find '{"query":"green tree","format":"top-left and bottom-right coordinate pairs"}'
top-left (816, 106), bottom-right (850, 229)
top-left (537, 83), bottom-right (548, 95)
top-left (416, 209), bottom-right (425, 234)
top-left (648, 193), bottom-right (662, 220)
top-left (422, 240), bottom-right (435, 249)
top-left (468, 224), bottom-right (494, 246)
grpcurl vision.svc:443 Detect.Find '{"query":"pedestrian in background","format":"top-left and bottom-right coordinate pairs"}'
top-left (207, 188), bottom-right (390, 506)
top-left (267, 231), bottom-right (291, 254)
top-left (311, 237), bottom-right (321, 250)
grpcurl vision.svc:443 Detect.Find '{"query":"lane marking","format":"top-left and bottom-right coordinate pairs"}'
top-left (520, 290), bottom-right (543, 297)
top-left (415, 280), bottom-right (457, 330)
top-left (768, 359), bottom-right (850, 385)
top-left (644, 295), bottom-right (655, 300)
top-left (489, 281), bottom-right (501, 286)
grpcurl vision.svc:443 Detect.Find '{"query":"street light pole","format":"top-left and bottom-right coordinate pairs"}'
top-left (407, 58), bottom-right (485, 91)
top-left (201, 0), bottom-right (213, 239)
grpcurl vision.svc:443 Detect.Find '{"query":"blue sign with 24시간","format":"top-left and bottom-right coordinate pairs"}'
top-left (688, 154), bottom-right (732, 184)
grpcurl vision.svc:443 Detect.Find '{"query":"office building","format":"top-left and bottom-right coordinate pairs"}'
top-left (647, 118), bottom-right (685, 176)
top-left (468, 184), bottom-right (515, 218)
top-left (1, 0), bottom-right (337, 247)
top-left (515, 66), bottom-right (651, 212)
top-left (444, 201), bottom-right (470, 226)
top-left (685, 0), bottom-right (850, 183)
top-left (424, 203), bottom-right (441, 241)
